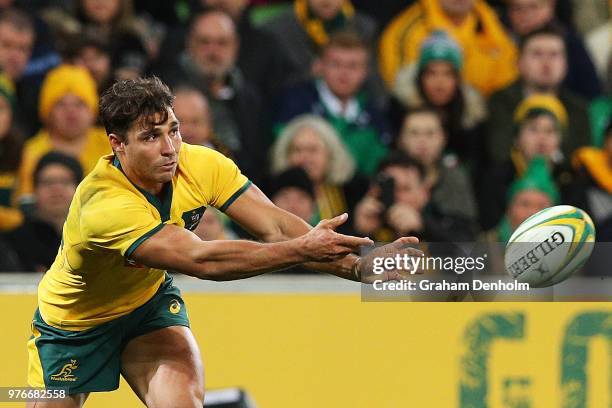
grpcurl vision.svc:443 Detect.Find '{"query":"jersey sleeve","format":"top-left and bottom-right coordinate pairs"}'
top-left (211, 153), bottom-right (251, 211)
top-left (185, 145), bottom-right (251, 211)
top-left (81, 193), bottom-right (163, 259)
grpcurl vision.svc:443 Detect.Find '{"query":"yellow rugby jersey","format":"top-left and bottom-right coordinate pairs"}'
top-left (38, 143), bottom-right (250, 331)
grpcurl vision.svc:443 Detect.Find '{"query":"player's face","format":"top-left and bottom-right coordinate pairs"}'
top-left (399, 112), bottom-right (446, 167)
top-left (421, 61), bottom-right (458, 107)
top-left (119, 108), bottom-right (181, 191)
top-left (320, 47), bottom-right (368, 101)
top-left (516, 115), bottom-right (561, 161)
top-left (508, 190), bottom-right (552, 229)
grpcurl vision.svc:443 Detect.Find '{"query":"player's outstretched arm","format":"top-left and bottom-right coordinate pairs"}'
top-left (131, 214), bottom-right (372, 281)
top-left (223, 184), bottom-right (422, 281)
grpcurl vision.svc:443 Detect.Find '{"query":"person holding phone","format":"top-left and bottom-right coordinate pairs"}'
top-left (352, 153), bottom-right (476, 242)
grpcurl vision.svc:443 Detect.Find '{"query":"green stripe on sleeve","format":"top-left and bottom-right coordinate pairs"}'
top-left (219, 180), bottom-right (252, 212)
top-left (125, 223), bottom-right (165, 259)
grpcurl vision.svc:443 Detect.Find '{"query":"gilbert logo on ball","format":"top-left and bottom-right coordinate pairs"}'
top-left (504, 205), bottom-right (596, 288)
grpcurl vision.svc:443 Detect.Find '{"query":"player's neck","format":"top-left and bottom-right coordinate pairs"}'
top-left (119, 162), bottom-right (165, 196)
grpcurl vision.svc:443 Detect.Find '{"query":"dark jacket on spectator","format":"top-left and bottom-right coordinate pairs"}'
top-left (155, 55), bottom-right (269, 184)
top-left (560, 24), bottom-right (602, 100)
top-left (262, 8), bottom-right (387, 108)
top-left (156, 6), bottom-right (294, 101)
top-left (4, 215), bottom-right (60, 272)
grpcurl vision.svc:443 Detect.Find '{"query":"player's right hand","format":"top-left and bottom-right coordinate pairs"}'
top-left (299, 213), bottom-right (373, 262)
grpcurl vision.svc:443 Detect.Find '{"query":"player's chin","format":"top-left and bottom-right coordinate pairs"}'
top-left (157, 167), bottom-right (176, 181)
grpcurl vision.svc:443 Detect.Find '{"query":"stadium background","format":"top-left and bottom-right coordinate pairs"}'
top-left (0, 0), bottom-right (611, 406)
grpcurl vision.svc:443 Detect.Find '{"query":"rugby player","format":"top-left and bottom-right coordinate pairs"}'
top-left (27, 77), bottom-right (417, 407)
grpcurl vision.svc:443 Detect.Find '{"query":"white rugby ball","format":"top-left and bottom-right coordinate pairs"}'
top-left (504, 205), bottom-right (596, 287)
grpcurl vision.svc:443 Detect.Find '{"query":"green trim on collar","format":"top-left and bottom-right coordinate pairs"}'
top-left (112, 155), bottom-right (173, 222)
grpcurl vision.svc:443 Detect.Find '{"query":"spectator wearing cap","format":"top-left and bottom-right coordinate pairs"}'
top-left (0, 72), bottom-right (23, 231)
top-left (16, 64), bottom-right (110, 207)
top-left (570, 118), bottom-right (612, 239)
top-left (379, 0), bottom-right (518, 96)
top-left (391, 31), bottom-right (486, 168)
top-left (267, 167), bottom-right (316, 223)
top-left (4, 151), bottom-right (82, 272)
top-left (271, 114), bottom-right (367, 232)
top-left (505, 0), bottom-right (601, 100)
top-left (484, 156), bottom-right (559, 243)
top-left (485, 25), bottom-right (592, 164)
top-left (479, 93), bottom-right (574, 230)
top-left (272, 30), bottom-right (390, 176)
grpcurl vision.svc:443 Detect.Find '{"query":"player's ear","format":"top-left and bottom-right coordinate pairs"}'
top-left (108, 133), bottom-right (125, 153)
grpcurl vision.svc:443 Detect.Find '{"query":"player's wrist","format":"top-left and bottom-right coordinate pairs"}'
top-left (350, 256), bottom-right (362, 282)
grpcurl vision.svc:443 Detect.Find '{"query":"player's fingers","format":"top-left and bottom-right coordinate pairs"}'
top-left (392, 236), bottom-right (419, 248)
top-left (337, 232), bottom-right (373, 247)
top-left (319, 213), bottom-right (348, 230)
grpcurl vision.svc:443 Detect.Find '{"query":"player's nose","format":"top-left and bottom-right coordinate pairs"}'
top-left (160, 134), bottom-right (176, 156)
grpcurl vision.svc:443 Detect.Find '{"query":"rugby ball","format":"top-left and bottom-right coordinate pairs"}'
top-left (504, 205), bottom-right (595, 287)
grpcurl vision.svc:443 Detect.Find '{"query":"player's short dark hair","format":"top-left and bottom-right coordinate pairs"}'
top-left (99, 76), bottom-right (174, 143)
top-left (377, 152), bottom-right (426, 182)
top-left (519, 23), bottom-right (565, 54)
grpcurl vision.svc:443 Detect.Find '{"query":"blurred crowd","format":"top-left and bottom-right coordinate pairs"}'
top-left (0, 0), bottom-right (610, 274)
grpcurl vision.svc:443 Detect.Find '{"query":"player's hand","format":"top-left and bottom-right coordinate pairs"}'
top-left (299, 213), bottom-right (373, 262)
top-left (355, 236), bottom-right (424, 283)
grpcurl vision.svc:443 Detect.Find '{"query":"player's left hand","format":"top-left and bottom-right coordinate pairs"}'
top-left (355, 236), bottom-right (424, 283)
